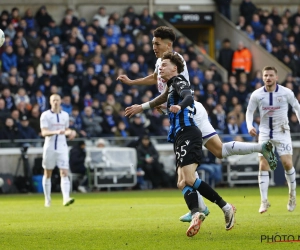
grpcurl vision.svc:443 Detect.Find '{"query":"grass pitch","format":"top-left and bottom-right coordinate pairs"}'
top-left (0, 187), bottom-right (299, 250)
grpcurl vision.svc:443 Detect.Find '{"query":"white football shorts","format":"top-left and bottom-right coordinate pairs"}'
top-left (258, 131), bottom-right (293, 156)
top-left (42, 150), bottom-right (69, 170)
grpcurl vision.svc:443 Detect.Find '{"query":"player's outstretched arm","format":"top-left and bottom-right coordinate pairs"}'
top-left (117, 73), bottom-right (157, 86)
top-left (125, 87), bottom-right (169, 118)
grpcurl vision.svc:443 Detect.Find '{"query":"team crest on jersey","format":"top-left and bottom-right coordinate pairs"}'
top-left (277, 96), bottom-right (283, 102)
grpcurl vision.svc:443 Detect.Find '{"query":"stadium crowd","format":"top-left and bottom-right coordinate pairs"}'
top-left (0, 3), bottom-right (299, 144)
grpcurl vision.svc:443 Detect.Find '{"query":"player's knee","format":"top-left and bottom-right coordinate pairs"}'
top-left (60, 169), bottom-right (69, 177)
top-left (215, 151), bottom-right (223, 159)
top-left (177, 180), bottom-right (185, 190)
top-left (44, 169), bottom-right (52, 178)
top-left (281, 159), bottom-right (293, 170)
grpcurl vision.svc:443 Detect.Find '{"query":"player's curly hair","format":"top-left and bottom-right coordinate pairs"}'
top-left (153, 26), bottom-right (176, 42)
top-left (262, 66), bottom-right (277, 74)
top-left (161, 52), bottom-right (184, 74)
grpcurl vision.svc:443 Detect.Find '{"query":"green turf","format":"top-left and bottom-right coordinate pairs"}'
top-left (0, 187), bottom-right (299, 250)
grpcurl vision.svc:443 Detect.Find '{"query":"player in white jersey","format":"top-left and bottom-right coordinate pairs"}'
top-left (40, 94), bottom-right (76, 207)
top-left (246, 66), bottom-right (299, 213)
top-left (117, 26), bottom-right (277, 222)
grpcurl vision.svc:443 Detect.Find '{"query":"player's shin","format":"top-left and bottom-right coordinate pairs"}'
top-left (258, 171), bottom-right (269, 201)
top-left (182, 186), bottom-right (200, 214)
top-left (61, 176), bottom-right (71, 200)
top-left (222, 141), bottom-right (261, 158)
top-left (285, 167), bottom-right (296, 196)
top-left (42, 175), bottom-right (51, 202)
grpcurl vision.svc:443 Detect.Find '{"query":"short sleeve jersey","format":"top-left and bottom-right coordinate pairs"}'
top-left (40, 110), bottom-right (69, 151)
top-left (247, 84), bottom-right (300, 137)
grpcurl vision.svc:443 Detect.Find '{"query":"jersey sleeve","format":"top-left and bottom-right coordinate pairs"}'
top-left (40, 112), bottom-right (48, 129)
top-left (246, 91), bottom-right (258, 130)
top-left (66, 113), bottom-right (70, 128)
top-left (173, 76), bottom-right (192, 97)
top-left (287, 89), bottom-right (300, 123)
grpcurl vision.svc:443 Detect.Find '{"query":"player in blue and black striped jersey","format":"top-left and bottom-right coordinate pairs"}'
top-left (165, 73), bottom-right (196, 143)
top-left (125, 52), bottom-right (236, 237)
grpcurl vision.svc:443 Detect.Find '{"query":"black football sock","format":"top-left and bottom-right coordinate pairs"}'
top-left (182, 186), bottom-right (200, 215)
top-left (193, 179), bottom-right (227, 208)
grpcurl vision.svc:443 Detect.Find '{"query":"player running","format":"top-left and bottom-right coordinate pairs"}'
top-left (246, 66), bottom-right (299, 213)
top-left (40, 94), bottom-right (76, 207)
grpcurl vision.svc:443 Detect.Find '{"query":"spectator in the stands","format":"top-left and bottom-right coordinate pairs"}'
top-left (81, 106), bottom-right (103, 138)
top-left (1, 45), bottom-right (17, 72)
top-left (0, 99), bottom-right (10, 125)
top-left (239, 0), bottom-right (257, 25)
top-left (282, 55), bottom-right (298, 77)
top-left (18, 115), bottom-right (38, 139)
top-left (83, 93), bottom-right (93, 107)
top-left (14, 87), bottom-right (30, 107)
top-left (250, 13), bottom-right (265, 39)
top-left (245, 25), bottom-right (255, 40)
top-left (61, 95), bottom-right (73, 115)
top-left (28, 104), bottom-right (41, 136)
top-left (94, 84), bottom-right (107, 104)
top-left (69, 107), bottom-right (86, 137)
top-left (0, 117), bottom-right (20, 141)
top-left (213, 103), bottom-right (227, 131)
top-left (218, 38), bottom-right (234, 75)
top-left (215, 0), bottom-right (231, 20)
top-left (128, 114), bottom-right (148, 137)
top-left (101, 105), bottom-right (118, 137)
top-left (228, 103), bottom-right (244, 127)
top-left (258, 33), bottom-right (273, 53)
top-left (4, 23), bottom-right (16, 40)
top-left (223, 115), bottom-right (242, 142)
top-left (31, 89), bottom-right (47, 112)
top-left (236, 15), bottom-right (246, 31)
top-left (114, 120), bottom-right (130, 139)
top-left (112, 83), bottom-right (124, 104)
top-left (35, 6), bottom-right (53, 29)
top-left (93, 6), bottom-right (109, 29)
top-left (250, 70), bottom-right (264, 89)
top-left (232, 41), bottom-right (252, 77)
top-left (209, 63), bottom-right (223, 85)
top-left (102, 94), bottom-right (122, 116)
top-left (2, 88), bottom-right (15, 111)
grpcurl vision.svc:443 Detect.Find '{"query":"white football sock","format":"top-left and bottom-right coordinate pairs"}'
top-left (61, 176), bottom-right (70, 201)
top-left (221, 203), bottom-right (232, 212)
top-left (222, 141), bottom-right (262, 158)
top-left (285, 167), bottom-right (296, 196)
top-left (258, 171), bottom-right (269, 201)
top-left (42, 176), bottom-right (51, 202)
